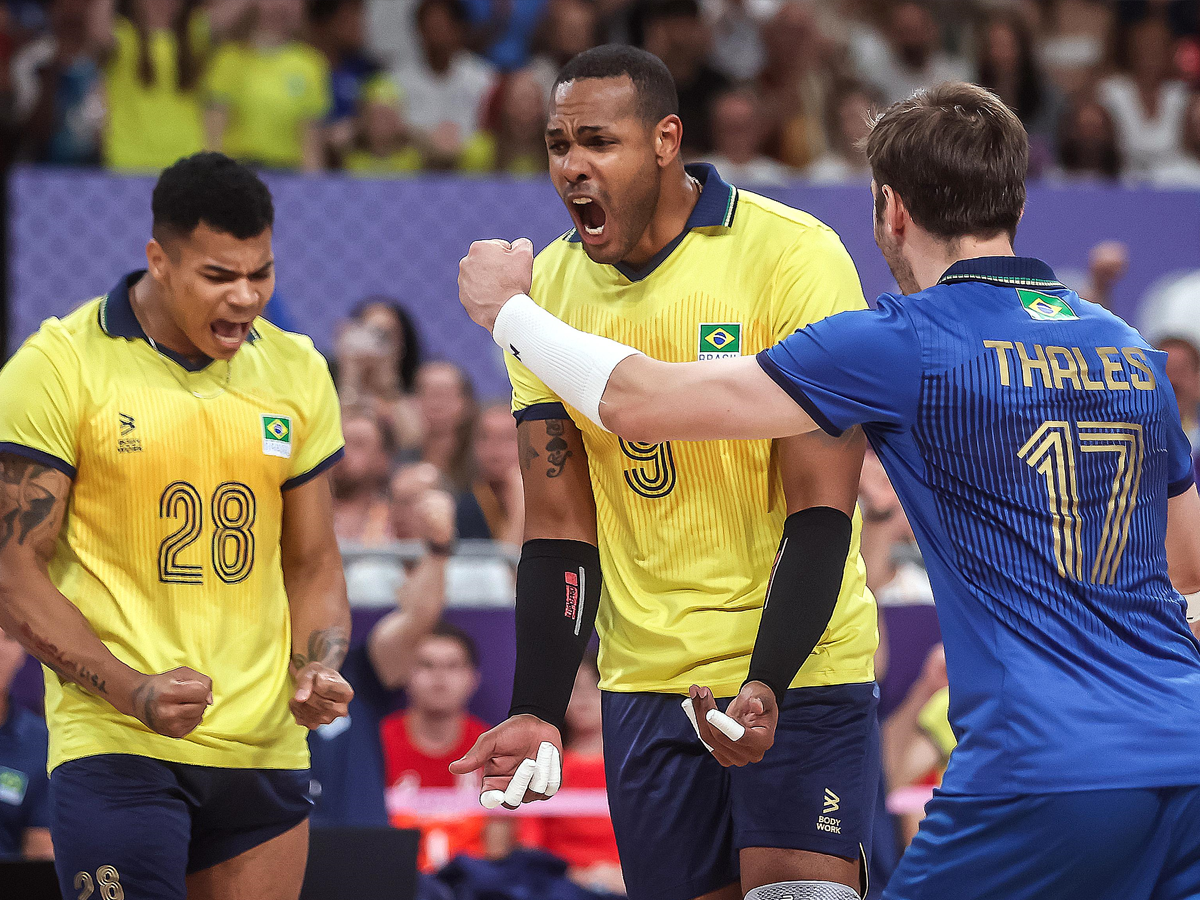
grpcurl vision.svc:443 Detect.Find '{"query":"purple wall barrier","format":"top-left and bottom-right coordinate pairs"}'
top-left (10, 167), bottom-right (1200, 398)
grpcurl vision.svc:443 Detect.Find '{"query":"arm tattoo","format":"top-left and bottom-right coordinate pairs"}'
top-left (518, 426), bottom-right (540, 472)
top-left (18, 623), bottom-right (108, 695)
top-left (544, 419), bottom-right (573, 478)
top-left (292, 627), bottom-right (349, 672)
top-left (130, 679), bottom-right (160, 732)
top-left (0, 457), bottom-right (62, 554)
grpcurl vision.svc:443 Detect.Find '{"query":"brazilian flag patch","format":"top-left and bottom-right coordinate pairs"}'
top-left (1018, 289), bottom-right (1078, 321)
top-left (699, 323), bottom-right (742, 359)
top-left (262, 415), bottom-right (292, 459)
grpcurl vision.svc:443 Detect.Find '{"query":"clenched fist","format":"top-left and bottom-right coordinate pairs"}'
top-left (458, 238), bottom-right (534, 332)
top-left (130, 667), bottom-right (213, 739)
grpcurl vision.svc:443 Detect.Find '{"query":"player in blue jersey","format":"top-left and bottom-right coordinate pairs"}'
top-left (458, 82), bottom-right (1200, 900)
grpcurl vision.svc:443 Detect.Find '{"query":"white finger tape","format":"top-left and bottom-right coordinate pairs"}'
top-left (706, 708), bottom-right (746, 741)
top-left (480, 790), bottom-right (506, 810)
top-left (503, 757), bottom-right (537, 807)
top-left (530, 741), bottom-right (554, 795)
top-left (546, 745), bottom-right (562, 797)
top-left (681, 698), bottom-right (714, 753)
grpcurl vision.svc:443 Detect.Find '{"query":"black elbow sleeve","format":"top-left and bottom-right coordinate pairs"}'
top-left (746, 507), bottom-right (854, 703)
top-left (509, 538), bottom-right (602, 730)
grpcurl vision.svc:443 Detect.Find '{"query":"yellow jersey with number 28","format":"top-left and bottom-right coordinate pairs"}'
top-left (0, 272), bottom-right (344, 772)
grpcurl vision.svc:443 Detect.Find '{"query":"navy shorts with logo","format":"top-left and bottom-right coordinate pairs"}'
top-left (602, 682), bottom-right (880, 900)
top-left (50, 754), bottom-right (311, 900)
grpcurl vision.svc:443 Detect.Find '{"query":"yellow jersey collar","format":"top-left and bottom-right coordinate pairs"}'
top-left (565, 163), bottom-right (739, 282)
top-left (98, 270), bottom-right (260, 371)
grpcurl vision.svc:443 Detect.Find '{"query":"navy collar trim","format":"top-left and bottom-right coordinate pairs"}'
top-left (565, 163), bottom-right (738, 282)
top-left (99, 270), bottom-right (260, 372)
top-left (937, 256), bottom-right (1066, 290)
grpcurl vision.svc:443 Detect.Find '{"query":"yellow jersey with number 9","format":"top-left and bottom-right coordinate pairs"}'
top-left (506, 165), bottom-right (878, 697)
top-left (0, 272), bottom-right (344, 771)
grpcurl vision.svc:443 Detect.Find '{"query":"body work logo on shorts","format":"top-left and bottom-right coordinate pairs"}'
top-left (1018, 289), bottom-right (1078, 321)
top-left (817, 787), bottom-right (842, 834)
top-left (699, 323), bottom-right (742, 360)
top-left (262, 415), bottom-right (292, 458)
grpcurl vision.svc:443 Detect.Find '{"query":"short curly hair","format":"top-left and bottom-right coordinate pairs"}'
top-left (152, 152), bottom-right (275, 245)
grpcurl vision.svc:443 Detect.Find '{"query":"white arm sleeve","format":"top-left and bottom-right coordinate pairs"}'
top-left (492, 293), bottom-right (641, 431)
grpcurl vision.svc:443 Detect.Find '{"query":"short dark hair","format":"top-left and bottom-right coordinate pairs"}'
top-left (426, 621), bottom-right (479, 669)
top-left (553, 45), bottom-right (678, 124)
top-left (152, 152), bottom-right (274, 244)
top-left (307, 0), bottom-right (361, 25)
top-left (415, 0), bottom-right (468, 27)
top-left (863, 82), bottom-right (1028, 242)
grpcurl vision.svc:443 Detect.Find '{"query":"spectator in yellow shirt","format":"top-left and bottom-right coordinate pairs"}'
top-left (99, 0), bottom-right (208, 172)
top-left (204, 0), bottom-right (330, 171)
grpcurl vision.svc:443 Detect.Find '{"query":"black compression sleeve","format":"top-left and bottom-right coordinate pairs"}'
top-left (746, 507), bottom-right (854, 703)
top-left (509, 538), bottom-right (602, 730)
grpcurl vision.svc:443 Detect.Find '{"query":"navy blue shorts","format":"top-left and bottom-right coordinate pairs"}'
top-left (884, 785), bottom-right (1200, 900)
top-left (603, 682), bottom-right (880, 900)
top-left (50, 754), bottom-right (311, 900)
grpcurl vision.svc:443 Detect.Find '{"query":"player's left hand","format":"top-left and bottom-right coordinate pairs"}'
top-left (289, 663), bottom-right (354, 729)
top-left (458, 238), bottom-right (534, 332)
top-left (686, 682), bottom-right (777, 767)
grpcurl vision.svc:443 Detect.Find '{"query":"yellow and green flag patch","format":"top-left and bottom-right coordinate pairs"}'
top-left (262, 415), bottom-right (292, 458)
top-left (1018, 289), bottom-right (1078, 322)
top-left (699, 323), bottom-right (742, 359)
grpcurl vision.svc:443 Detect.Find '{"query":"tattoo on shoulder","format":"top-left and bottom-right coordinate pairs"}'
top-left (544, 419), bottom-right (573, 478)
top-left (0, 456), bottom-right (63, 554)
top-left (293, 627), bottom-right (349, 671)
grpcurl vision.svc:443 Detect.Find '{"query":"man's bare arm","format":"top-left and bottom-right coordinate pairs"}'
top-left (368, 489), bottom-right (456, 690)
top-left (281, 472), bottom-right (353, 728)
top-left (1167, 489), bottom-right (1200, 595)
top-left (449, 417), bottom-right (598, 805)
top-left (598, 355), bottom-right (817, 443)
top-left (0, 454), bottom-right (144, 714)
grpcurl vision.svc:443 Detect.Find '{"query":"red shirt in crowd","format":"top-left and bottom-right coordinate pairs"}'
top-left (519, 750), bottom-right (620, 869)
top-left (380, 711), bottom-right (491, 872)
top-left (380, 710), bottom-right (490, 789)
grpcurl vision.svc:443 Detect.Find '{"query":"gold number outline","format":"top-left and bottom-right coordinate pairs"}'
top-left (1018, 421), bottom-right (1084, 580)
top-left (1019, 420), bottom-right (1146, 584)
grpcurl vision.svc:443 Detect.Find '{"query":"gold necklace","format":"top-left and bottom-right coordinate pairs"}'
top-left (145, 335), bottom-right (232, 400)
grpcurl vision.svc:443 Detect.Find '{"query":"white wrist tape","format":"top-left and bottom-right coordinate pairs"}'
top-left (492, 293), bottom-right (641, 430)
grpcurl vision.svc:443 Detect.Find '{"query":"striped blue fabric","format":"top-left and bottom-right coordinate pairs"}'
top-left (761, 257), bottom-right (1200, 795)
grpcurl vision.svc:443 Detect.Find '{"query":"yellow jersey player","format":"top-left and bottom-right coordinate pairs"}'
top-left (0, 153), bottom-right (352, 900)
top-left (453, 48), bottom-right (878, 900)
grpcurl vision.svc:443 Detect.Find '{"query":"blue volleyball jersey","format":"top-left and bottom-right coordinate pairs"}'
top-left (759, 256), bottom-right (1200, 795)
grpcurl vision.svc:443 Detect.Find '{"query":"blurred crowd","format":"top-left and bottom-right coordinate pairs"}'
top-left (0, 0), bottom-right (1198, 185)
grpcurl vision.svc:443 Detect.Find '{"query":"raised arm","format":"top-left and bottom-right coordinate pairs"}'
top-left (459, 240), bottom-right (817, 443)
top-left (450, 416), bottom-right (599, 807)
top-left (281, 472), bottom-right (353, 729)
top-left (0, 455), bottom-right (211, 737)
top-left (367, 487), bottom-right (456, 690)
